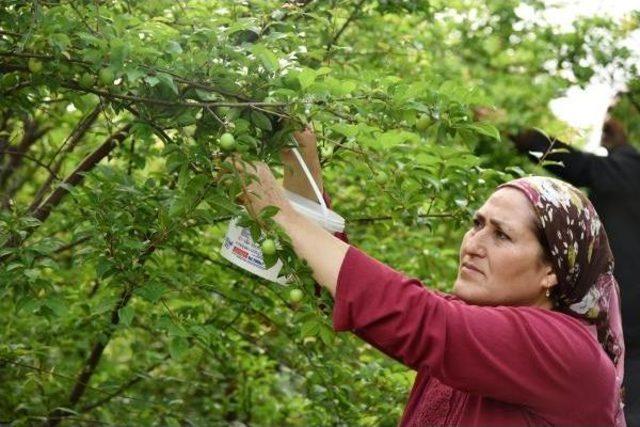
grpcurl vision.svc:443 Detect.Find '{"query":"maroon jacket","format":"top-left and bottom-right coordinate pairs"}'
top-left (331, 242), bottom-right (619, 425)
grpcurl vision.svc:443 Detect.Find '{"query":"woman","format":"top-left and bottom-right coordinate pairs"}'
top-left (234, 130), bottom-right (626, 426)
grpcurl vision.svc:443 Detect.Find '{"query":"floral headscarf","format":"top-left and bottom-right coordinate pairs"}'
top-left (499, 176), bottom-right (625, 425)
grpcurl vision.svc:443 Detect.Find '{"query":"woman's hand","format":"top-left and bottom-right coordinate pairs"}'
top-left (281, 128), bottom-right (324, 200)
top-left (233, 160), bottom-right (293, 220)
top-left (232, 155), bottom-right (349, 299)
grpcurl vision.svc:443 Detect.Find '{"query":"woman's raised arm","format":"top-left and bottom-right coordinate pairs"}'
top-left (233, 160), bottom-right (349, 297)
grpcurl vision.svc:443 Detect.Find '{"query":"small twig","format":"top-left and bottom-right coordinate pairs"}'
top-left (0, 119), bottom-right (51, 188)
top-left (0, 358), bottom-right (149, 405)
top-left (31, 415), bottom-right (118, 426)
top-left (30, 125), bottom-right (132, 223)
top-left (537, 136), bottom-right (558, 166)
top-left (249, 104), bottom-right (291, 120)
top-left (350, 212), bottom-right (456, 224)
top-left (53, 236), bottom-right (92, 255)
top-left (0, 149), bottom-right (60, 179)
top-left (127, 139), bottom-right (135, 176)
top-left (1, 80), bottom-right (32, 96)
top-left (122, 105), bottom-right (174, 145)
top-left (79, 356), bottom-right (169, 413)
top-left (0, 51), bottom-right (90, 66)
top-left (325, 0), bottom-right (367, 55)
top-left (0, 29), bottom-right (22, 37)
top-left (60, 82), bottom-right (285, 109)
top-left (205, 105), bottom-right (226, 127)
top-left (87, 280), bottom-right (100, 298)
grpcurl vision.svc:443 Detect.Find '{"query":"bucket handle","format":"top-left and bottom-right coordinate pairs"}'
top-left (290, 136), bottom-right (330, 228)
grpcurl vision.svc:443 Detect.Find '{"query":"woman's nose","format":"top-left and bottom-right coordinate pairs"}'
top-left (465, 229), bottom-right (487, 258)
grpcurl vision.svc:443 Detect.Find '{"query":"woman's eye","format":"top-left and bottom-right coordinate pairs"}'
top-left (472, 218), bottom-right (481, 229)
top-left (495, 230), bottom-right (510, 240)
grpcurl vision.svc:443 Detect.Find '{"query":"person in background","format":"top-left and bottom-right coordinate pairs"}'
top-left (512, 116), bottom-right (640, 425)
top-left (232, 130), bottom-right (625, 425)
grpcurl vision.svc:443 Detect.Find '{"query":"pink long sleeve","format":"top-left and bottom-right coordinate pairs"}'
top-left (333, 245), bottom-right (619, 422)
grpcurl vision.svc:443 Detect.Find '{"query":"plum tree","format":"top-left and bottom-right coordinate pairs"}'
top-left (0, 1), bottom-right (635, 425)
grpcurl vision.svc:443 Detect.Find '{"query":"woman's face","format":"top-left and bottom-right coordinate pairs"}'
top-left (453, 188), bottom-right (557, 308)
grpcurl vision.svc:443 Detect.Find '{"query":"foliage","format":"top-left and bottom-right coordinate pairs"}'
top-left (0, 0), bottom-right (636, 425)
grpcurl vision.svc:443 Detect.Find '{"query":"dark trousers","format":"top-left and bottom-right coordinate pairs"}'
top-left (626, 356), bottom-right (640, 426)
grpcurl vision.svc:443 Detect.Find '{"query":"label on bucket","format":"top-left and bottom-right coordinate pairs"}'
top-left (220, 217), bottom-right (286, 284)
top-left (222, 227), bottom-right (268, 270)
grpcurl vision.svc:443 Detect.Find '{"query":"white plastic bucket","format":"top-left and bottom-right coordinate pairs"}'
top-left (220, 142), bottom-right (345, 284)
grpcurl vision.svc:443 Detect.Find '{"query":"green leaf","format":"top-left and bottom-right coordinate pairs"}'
top-left (207, 193), bottom-right (240, 215)
top-left (262, 252), bottom-right (279, 269)
top-left (136, 282), bottom-right (166, 303)
top-left (297, 68), bottom-right (317, 90)
top-left (96, 257), bottom-right (115, 279)
top-left (463, 122), bottom-right (501, 141)
top-left (252, 45), bottom-right (279, 72)
top-left (144, 75), bottom-right (160, 87)
top-left (50, 33), bottom-right (71, 51)
top-left (166, 40), bottom-right (183, 55)
top-left (169, 336), bottom-right (189, 359)
top-left (318, 324), bottom-right (334, 345)
top-left (194, 89), bottom-right (220, 101)
top-left (259, 205), bottom-right (280, 220)
top-left (250, 110), bottom-right (272, 131)
top-left (58, 182), bottom-right (76, 193)
top-left (157, 73), bottom-right (179, 95)
top-left (44, 297), bottom-right (66, 317)
top-left (541, 160), bottom-right (565, 167)
top-left (301, 319), bottom-right (321, 337)
top-left (118, 306), bottom-right (134, 326)
top-left (332, 123), bottom-right (359, 138)
top-left (249, 223), bottom-right (262, 242)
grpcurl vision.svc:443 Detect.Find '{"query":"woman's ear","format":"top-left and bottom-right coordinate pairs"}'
top-left (542, 264), bottom-right (558, 290)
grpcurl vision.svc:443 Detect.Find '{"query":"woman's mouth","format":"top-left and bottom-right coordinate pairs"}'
top-left (461, 262), bottom-right (484, 276)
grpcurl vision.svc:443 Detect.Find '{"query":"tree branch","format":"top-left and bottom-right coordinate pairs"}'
top-left (0, 118), bottom-right (51, 189)
top-left (43, 284), bottom-right (135, 427)
top-left (0, 149), bottom-right (60, 179)
top-left (79, 356), bottom-right (169, 414)
top-left (0, 112), bottom-right (12, 164)
top-left (42, 182), bottom-right (213, 425)
top-left (0, 29), bottom-right (22, 37)
top-left (28, 105), bottom-right (102, 213)
top-left (1, 80), bottom-right (32, 97)
top-left (0, 357), bottom-right (151, 406)
top-left (0, 125), bottom-right (130, 263)
top-left (349, 212), bottom-right (456, 224)
top-left (53, 236), bottom-right (92, 255)
top-left (59, 82), bottom-right (286, 109)
top-left (30, 124), bottom-right (131, 223)
top-left (1, 163), bottom-right (38, 209)
top-left (325, 0), bottom-right (366, 56)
